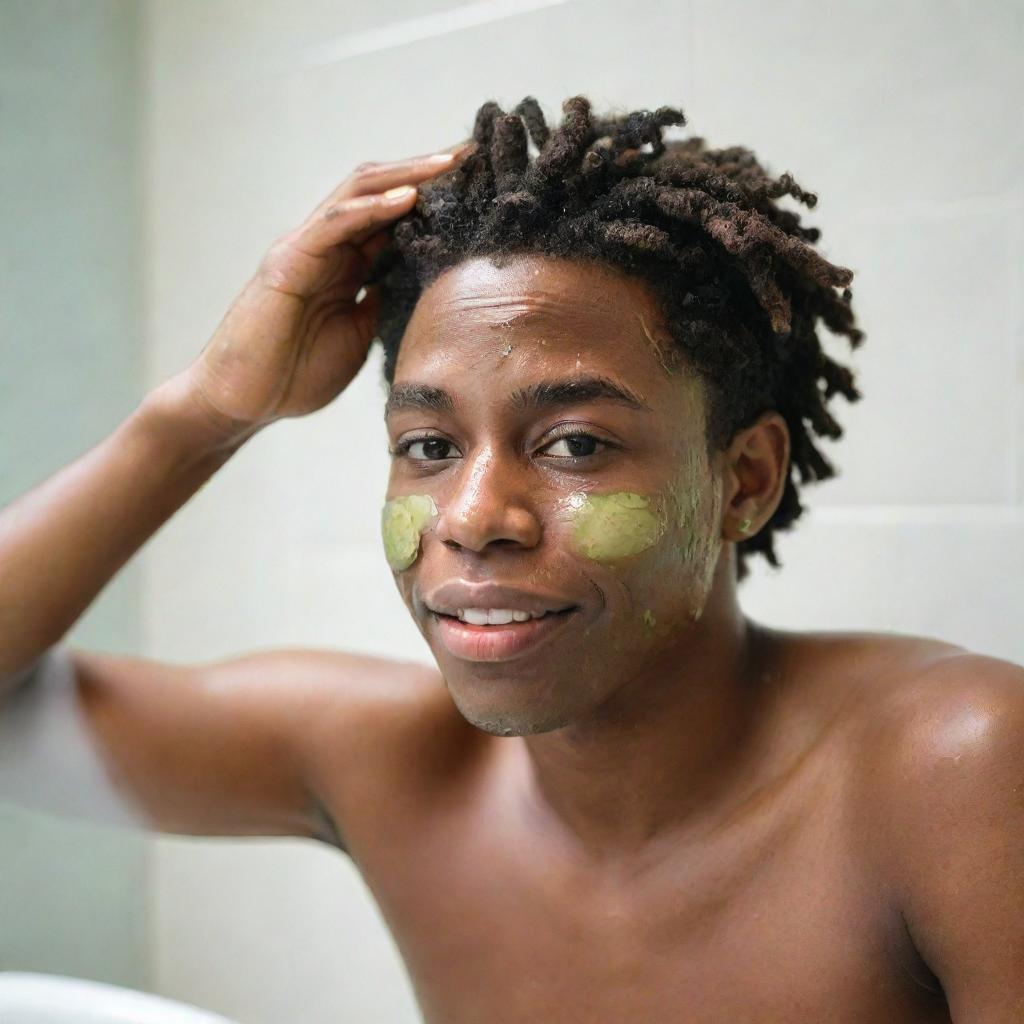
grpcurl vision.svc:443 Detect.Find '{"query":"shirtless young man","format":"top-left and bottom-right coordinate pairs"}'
top-left (1, 96), bottom-right (1022, 1023)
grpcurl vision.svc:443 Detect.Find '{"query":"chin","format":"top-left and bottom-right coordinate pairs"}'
top-left (443, 682), bottom-right (574, 737)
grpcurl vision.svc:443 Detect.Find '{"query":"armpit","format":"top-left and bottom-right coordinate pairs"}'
top-left (309, 794), bottom-right (348, 854)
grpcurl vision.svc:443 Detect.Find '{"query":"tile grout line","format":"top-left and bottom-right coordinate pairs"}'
top-left (806, 504), bottom-right (1024, 526)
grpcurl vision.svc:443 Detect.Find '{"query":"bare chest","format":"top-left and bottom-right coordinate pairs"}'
top-left (344, 750), bottom-right (948, 1024)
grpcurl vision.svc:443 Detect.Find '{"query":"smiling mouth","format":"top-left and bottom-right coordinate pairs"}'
top-left (432, 607), bottom-right (577, 626)
top-left (429, 607), bottom-right (580, 662)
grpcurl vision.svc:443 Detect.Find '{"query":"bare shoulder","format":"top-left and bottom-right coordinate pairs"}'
top-left (267, 648), bottom-right (475, 850)
top-left (759, 623), bottom-right (1016, 718)
top-left (808, 628), bottom-right (1024, 748)
top-left (757, 623), bottom-right (1024, 794)
top-left (852, 632), bottom-right (1024, 792)
top-left (801, 632), bottom-right (1024, 1006)
top-left (785, 626), bottom-right (1024, 862)
top-left (247, 646), bottom-right (464, 768)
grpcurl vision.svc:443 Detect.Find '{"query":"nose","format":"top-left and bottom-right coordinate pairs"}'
top-left (434, 445), bottom-right (542, 553)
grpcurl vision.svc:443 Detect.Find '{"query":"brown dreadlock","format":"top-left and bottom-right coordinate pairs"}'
top-left (366, 95), bottom-right (865, 581)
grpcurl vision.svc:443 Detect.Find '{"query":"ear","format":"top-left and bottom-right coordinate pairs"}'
top-left (718, 411), bottom-right (790, 543)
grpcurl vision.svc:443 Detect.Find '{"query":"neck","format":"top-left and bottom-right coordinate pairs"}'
top-left (511, 545), bottom-right (772, 864)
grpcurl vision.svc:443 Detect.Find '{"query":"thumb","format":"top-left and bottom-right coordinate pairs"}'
top-left (350, 283), bottom-right (382, 351)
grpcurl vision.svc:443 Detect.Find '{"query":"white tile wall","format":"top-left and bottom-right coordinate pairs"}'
top-left (153, 837), bottom-right (420, 1023)
top-left (139, 1), bottom-right (1023, 1021)
top-left (0, 0), bottom-right (149, 990)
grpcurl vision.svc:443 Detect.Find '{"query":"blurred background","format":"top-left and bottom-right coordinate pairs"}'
top-left (1, 0), bottom-right (1022, 1021)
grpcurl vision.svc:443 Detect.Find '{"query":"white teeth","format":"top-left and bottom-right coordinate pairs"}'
top-left (455, 607), bottom-right (550, 625)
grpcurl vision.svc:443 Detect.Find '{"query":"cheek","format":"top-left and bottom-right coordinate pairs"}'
top-left (552, 490), bottom-right (680, 634)
top-left (565, 491), bottom-right (666, 561)
top-left (381, 494), bottom-right (438, 571)
top-left (555, 474), bottom-right (723, 630)
top-left (665, 448), bottom-right (725, 599)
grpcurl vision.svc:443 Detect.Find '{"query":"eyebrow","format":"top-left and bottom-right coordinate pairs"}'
top-left (384, 375), bottom-right (651, 419)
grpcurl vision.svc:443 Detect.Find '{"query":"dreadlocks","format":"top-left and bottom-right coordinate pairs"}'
top-left (366, 94), bottom-right (865, 582)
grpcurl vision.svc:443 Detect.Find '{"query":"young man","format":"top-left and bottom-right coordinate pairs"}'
top-left (1, 95), bottom-right (1022, 1023)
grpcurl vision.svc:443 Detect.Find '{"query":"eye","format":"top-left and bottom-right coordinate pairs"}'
top-left (391, 435), bottom-right (461, 461)
top-left (541, 432), bottom-right (609, 460)
top-left (390, 430), bottom-right (614, 462)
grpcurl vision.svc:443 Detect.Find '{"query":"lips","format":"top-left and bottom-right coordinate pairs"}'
top-left (421, 579), bottom-right (582, 663)
top-left (431, 606), bottom-right (578, 662)
top-left (423, 580), bottom-right (579, 620)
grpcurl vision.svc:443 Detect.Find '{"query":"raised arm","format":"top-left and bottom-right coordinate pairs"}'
top-left (0, 643), bottom-right (440, 850)
top-left (0, 141), bottom-right (473, 841)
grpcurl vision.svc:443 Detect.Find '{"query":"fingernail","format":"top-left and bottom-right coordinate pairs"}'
top-left (426, 152), bottom-right (458, 164)
top-left (383, 185), bottom-right (416, 200)
top-left (437, 140), bottom-right (476, 160)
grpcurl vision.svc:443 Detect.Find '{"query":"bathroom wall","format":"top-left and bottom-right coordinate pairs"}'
top-left (0, 0), bottom-right (149, 989)
top-left (3, 0), bottom-right (1020, 1018)
top-left (139, 1), bottom-right (1024, 1022)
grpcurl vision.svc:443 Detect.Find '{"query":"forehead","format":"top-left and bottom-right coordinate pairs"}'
top-left (394, 253), bottom-right (692, 402)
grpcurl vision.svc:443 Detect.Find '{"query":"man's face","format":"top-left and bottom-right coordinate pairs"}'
top-left (383, 253), bottom-right (726, 736)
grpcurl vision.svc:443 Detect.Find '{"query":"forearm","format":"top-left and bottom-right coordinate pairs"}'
top-left (0, 370), bottom-right (258, 680)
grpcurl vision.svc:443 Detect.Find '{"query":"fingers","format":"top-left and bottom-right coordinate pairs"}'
top-left (338, 140), bottom-right (476, 202)
top-left (290, 142), bottom-right (475, 260)
top-left (292, 187), bottom-right (419, 259)
top-left (311, 140), bottom-right (475, 222)
top-left (349, 283), bottom-right (381, 347)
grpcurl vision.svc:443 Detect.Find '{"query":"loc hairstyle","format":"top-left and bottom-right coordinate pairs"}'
top-left (366, 95), bottom-right (865, 582)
